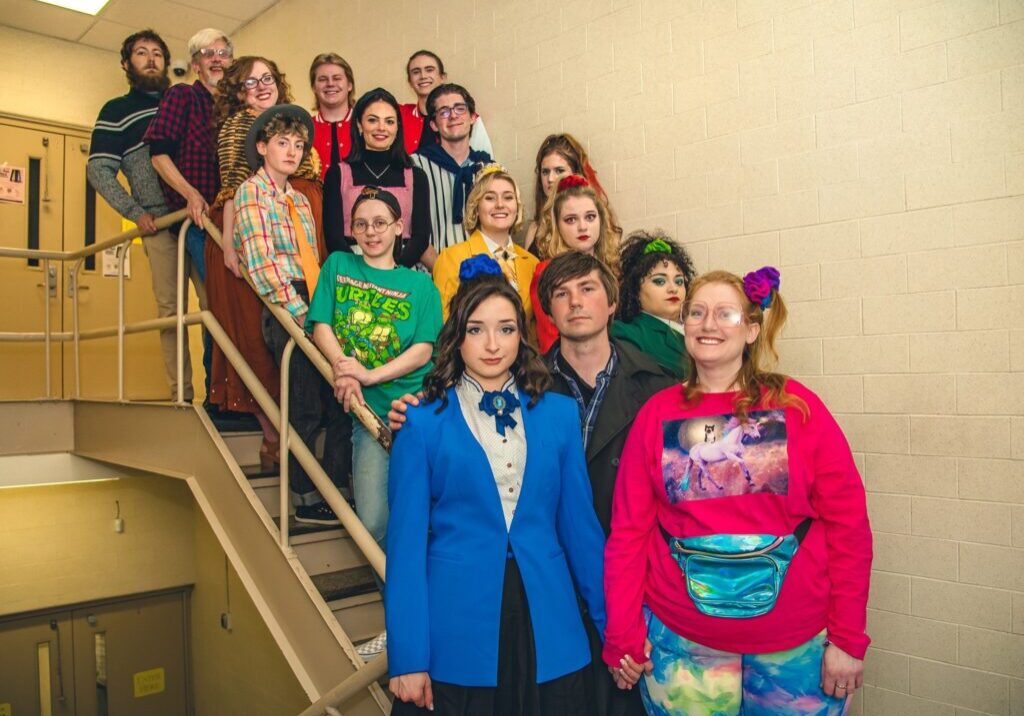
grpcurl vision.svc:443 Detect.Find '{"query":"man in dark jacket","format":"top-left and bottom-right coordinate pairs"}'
top-left (536, 251), bottom-right (675, 716)
top-left (537, 251), bottom-right (677, 534)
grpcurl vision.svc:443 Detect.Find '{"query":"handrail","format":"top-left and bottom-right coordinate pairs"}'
top-left (1, 207), bottom-right (389, 714)
top-left (0, 209), bottom-right (188, 261)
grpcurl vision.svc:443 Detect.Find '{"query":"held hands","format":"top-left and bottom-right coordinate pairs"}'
top-left (820, 642), bottom-right (863, 699)
top-left (333, 354), bottom-right (373, 386)
top-left (610, 640), bottom-right (652, 690)
top-left (390, 672), bottom-right (433, 710)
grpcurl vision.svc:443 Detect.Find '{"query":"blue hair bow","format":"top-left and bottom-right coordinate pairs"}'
top-left (459, 255), bottom-right (503, 282)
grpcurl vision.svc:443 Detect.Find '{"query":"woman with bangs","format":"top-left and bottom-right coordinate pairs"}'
top-left (604, 268), bottom-right (871, 715)
top-left (524, 133), bottom-right (620, 259)
top-left (432, 164), bottom-right (539, 324)
top-left (529, 174), bottom-right (621, 354)
top-left (207, 56), bottom-right (322, 467)
top-left (386, 258), bottom-right (606, 715)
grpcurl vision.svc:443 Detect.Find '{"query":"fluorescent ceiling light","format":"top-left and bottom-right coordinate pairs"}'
top-left (36, 0), bottom-right (111, 15)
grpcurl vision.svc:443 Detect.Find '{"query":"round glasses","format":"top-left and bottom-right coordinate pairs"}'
top-left (195, 47), bottom-right (232, 60)
top-left (352, 217), bottom-right (396, 235)
top-left (683, 303), bottom-right (744, 327)
top-left (243, 73), bottom-right (275, 90)
top-left (434, 103), bottom-right (469, 120)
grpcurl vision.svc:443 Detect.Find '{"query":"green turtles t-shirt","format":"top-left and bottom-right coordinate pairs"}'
top-left (306, 252), bottom-right (442, 418)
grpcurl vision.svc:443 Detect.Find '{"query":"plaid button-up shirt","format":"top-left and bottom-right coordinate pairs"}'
top-left (549, 343), bottom-right (619, 451)
top-left (143, 80), bottom-right (220, 210)
top-left (235, 168), bottom-right (319, 320)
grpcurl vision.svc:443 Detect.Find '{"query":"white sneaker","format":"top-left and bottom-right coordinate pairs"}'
top-left (355, 631), bottom-right (386, 661)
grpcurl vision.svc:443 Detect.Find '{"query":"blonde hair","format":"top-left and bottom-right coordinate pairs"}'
top-left (188, 28), bottom-right (231, 59)
top-left (682, 270), bottom-right (806, 423)
top-left (537, 176), bottom-right (621, 274)
top-left (462, 166), bottom-right (524, 235)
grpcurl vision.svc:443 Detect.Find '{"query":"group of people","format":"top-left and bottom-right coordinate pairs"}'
top-left (87, 26), bottom-right (872, 716)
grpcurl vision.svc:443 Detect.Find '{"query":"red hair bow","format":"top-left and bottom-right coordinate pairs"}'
top-left (557, 174), bottom-right (590, 192)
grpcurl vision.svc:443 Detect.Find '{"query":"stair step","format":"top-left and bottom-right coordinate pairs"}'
top-left (312, 566), bottom-right (378, 602)
top-left (292, 524), bottom-right (366, 576)
top-left (329, 592), bottom-right (384, 644)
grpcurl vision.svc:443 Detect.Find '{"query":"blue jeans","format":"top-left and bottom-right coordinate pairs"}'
top-left (184, 224), bottom-right (207, 281)
top-left (352, 421), bottom-right (390, 549)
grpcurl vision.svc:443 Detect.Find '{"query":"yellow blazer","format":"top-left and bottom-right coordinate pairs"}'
top-left (433, 230), bottom-right (539, 322)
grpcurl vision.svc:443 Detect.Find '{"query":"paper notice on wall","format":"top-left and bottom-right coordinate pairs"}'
top-left (0, 165), bottom-right (26, 204)
top-left (0, 703), bottom-right (11, 716)
top-left (102, 244), bottom-right (131, 279)
top-left (133, 667), bottom-right (165, 698)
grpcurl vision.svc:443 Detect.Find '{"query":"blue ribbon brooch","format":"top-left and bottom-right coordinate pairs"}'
top-left (478, 389), bottom-right (520, 436)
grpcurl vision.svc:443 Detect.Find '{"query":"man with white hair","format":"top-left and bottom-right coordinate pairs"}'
top-left (144, 28), bottom-right (232, 401)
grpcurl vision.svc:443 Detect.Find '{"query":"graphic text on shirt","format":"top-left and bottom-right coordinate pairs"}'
top-left (661, 409), bottom-right (789, 502)
top-left (332, 275), bottom-right (412, 369)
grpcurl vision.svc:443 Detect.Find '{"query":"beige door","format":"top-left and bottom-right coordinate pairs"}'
top-left (62, 131), bottom-right (177, 401)
top-left (71, 591), bottom-right (191, 716)
top-left (0, 123), bottom-right (65, 399)
top-left (0, 612), bottom-right (76, 715)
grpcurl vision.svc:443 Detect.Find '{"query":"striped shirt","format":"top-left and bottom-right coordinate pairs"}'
top-left (235, 167), bottom-right (319, 320)
top-left (412, 151), bottom-right (487, 253)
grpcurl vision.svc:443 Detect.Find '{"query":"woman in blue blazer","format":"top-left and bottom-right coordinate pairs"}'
top-left (386, 256), bottom-right (607, 715)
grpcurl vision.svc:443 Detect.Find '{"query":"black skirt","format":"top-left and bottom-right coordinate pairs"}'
top-left (391, 558), bottom-right (588, 716)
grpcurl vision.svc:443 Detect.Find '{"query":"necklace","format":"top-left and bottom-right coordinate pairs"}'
top-left (365, 161), bottom-right (388, 181)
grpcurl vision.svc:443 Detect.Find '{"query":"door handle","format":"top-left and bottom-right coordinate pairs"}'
top-left (48, 619), bottom-right (66, 703)
top-left (36, 265), bottom-right (57, 298)
top-left (67, 267), bottom-right (90, 297)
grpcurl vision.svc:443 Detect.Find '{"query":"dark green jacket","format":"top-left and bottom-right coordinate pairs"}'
top-left (611, 312), bottom-right (688, 379)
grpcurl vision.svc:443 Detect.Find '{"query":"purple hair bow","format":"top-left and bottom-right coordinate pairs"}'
top-left (743, 266), bottom-right (781, 309)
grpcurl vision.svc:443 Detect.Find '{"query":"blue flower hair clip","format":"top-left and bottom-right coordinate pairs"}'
top-left (459, 254), bottom-right (504, 282)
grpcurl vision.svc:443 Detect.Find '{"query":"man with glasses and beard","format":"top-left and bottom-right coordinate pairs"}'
top-left (88, 29), bottom-right (205, 402)
top-left (144, 27), bottom-right (233, 406)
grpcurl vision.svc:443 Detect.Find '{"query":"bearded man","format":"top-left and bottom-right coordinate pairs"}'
top-left (87, 29), bottom-right (204, 401)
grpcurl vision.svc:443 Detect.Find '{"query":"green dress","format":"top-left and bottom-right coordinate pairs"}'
top-left (611, 312), bottom-right (688, 379)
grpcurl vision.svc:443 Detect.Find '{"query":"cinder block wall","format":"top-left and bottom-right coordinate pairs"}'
top-left (236, 1), bottom-right (1024, 712)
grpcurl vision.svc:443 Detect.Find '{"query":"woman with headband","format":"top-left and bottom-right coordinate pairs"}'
top-left (604, 267), bottom-right (871, 715)
top-left (432, 164), bottom-right (538, 324)
top-left (611, 231), bottom-right (697, 379)
top-left (524, 133), bottom-right (620, 259)
top-left (529, 174), bottom-right (621, 354)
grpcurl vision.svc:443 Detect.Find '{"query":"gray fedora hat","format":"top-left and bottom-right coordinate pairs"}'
top-left (244, 103), bottom-right (315, 171)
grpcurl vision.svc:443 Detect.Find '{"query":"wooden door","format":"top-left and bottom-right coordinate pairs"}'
top-left (0, 612), bottom-right (76, 716)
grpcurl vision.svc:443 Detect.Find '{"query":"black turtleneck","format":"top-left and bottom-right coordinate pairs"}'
top-left (344, 148), bottom-right (431, 268)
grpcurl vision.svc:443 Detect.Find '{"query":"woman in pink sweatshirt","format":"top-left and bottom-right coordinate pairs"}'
top-left (603, 267), bottom-right (871, 715)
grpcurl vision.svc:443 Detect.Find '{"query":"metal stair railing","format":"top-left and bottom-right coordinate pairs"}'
top-left (0, 209), bottom-right (390, 713)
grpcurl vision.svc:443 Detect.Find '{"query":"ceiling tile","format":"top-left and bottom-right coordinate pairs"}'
top-left (171, 0), bottom-right (276, 22)
top-left (100, 0), bottom-right (242, 41)
top-left (77, 17), bottom-right (187, 55)
top-left (0, 0), bottom-right (98, 41)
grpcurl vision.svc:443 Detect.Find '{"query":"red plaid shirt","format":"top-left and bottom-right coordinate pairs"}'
top-left (143, 81), bottom-right (220, 210)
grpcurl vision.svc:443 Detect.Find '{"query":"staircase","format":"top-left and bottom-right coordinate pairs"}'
top-left (224, 430), bottom-right (385, 646)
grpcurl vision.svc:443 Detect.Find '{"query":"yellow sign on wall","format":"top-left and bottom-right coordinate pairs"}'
top-left (133, 667), bottom-right (165, 698)
top-left (0, 702), bottom-right (11, 716)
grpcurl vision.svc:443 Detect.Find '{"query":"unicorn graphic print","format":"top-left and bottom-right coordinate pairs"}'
top-left (661, 409), bottom-right (789, 502)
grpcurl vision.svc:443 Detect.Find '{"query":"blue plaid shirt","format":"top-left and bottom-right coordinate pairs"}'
top-left (550, 344), bottom-right (619, 451)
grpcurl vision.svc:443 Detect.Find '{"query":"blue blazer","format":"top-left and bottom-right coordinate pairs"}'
top-left (385, 387), bottom-right (607, 686)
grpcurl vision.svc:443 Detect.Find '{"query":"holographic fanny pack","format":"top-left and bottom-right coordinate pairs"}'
top-left (661, 518), bottom-right (812, 619)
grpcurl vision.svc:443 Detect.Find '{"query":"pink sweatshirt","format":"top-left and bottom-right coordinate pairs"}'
top-left (603, 380), bottom-right (872, 666)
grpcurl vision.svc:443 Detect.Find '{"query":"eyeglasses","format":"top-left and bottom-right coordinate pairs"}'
top-left (243, 73), bottom-right (275, 90)
top-left (682, 303), bottom-right (744, 327)
top-left (351, 217), bottom-right (396, 235)
top-left (195, 47), bottom-right (232, 60)
top-left (434, 103), bottom-right (468, 120)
